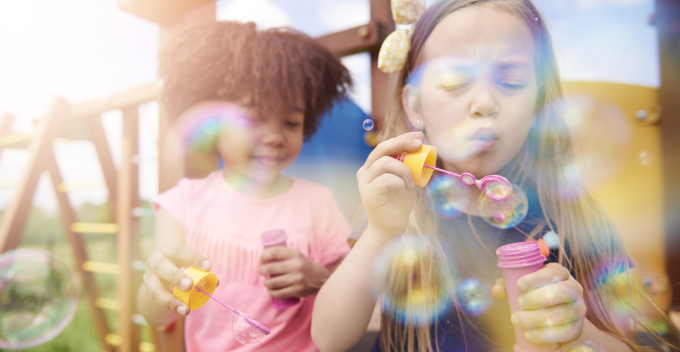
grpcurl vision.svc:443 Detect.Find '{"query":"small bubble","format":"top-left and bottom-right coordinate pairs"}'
top-left (363, 119), bottom-right (375, 131)
top-left (478, 183), bottom-right (528, 229)
top-left (454, 278), bottom-right (493, 316)
top-left (638, 151), bottom-right (652, 166)
top-left (232, 313), bottom-right (266, 344)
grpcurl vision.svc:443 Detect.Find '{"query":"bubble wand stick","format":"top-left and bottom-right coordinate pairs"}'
top-left (392, 145), bottom-right (513, 202)
top-left (195, 286), bottom-right (271, 335)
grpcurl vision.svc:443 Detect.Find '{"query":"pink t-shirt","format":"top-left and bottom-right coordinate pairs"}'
top-left (153, 170), bottom-right (351, 352)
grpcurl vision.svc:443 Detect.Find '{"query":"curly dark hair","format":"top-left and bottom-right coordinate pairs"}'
top-left (158, 21), bottom-right (352, 140)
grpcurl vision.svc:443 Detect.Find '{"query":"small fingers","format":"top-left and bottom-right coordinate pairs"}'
top-left (158, 242), bottom-right (212, 271)
top-left (148, 254), bottom-right (194, 292)
top-left (260, 258), bottom-right (303, 277)
top-left (492, 278), bottom-right (507, 300)
top-left (524, 318), bottom-right (585, 344)
top-left (143, 272), bottom-right (191, 317)
top-left (260, 247), bottom-right (299, 264)
top-left (363, 132), bottom-right (424, 169)
top-left (264, 273), bottom-right (303, 290)
top-left (518, 278), bottom-right (582, 310)
top-left (269, 285), bottom-right (302, 299)
top-left (362, 157), bottom-right (416, 189)
top-left (517, 263), bottom-right (571, 292)
top-left (511, 303), bottom-right (584, 329)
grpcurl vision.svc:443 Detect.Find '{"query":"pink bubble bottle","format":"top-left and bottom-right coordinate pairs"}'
top-left (261, 229), bottom-right (300, 309)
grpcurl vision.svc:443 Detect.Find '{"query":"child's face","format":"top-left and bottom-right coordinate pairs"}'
top-left (404, 5), bottom-right (538, 176)
top-left (216, 102), bottom-right (305, 183)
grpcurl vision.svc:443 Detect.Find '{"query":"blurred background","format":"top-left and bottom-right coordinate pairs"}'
top-left (0, 0), bottom-right (678, 351)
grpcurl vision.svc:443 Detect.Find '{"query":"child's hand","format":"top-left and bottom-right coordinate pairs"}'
top-left (357, 132), bottom-right (424, 238)
top-left (492, 263), bottom-right (587, 344)
top-left (259, 247), bottom-right (330, 298)
top-left (142, 242), bottom-right (213, 317)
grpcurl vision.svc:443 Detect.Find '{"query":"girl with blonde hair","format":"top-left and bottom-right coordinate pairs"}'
top-left (312, 0), bottom-right (646, 351)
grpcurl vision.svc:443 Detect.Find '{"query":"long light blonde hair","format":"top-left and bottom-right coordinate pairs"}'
top-left (378, 1), bottom-right (643, 351)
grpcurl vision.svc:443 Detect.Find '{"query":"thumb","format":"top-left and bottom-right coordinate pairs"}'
top-left (492, 278), bottom-right (507, 300)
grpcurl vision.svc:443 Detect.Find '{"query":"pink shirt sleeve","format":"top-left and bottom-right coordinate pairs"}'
top-left (316, 190), bottom-right (352, 266)
top-left (153, 178), bottom-right (192, 227)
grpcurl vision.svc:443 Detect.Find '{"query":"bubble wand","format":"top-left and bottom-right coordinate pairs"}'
top-left (392, 145), bottom-right (513, 202)
top-left (195, 286), bottom-right (271, 335)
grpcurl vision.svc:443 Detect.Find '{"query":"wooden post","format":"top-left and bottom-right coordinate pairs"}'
top-left (117, 105), bottom-right (142, 352)
top-left (45, 151), bottom-right (112, 350)
top-left (0, 98), bottom-right (69, 252)
top-left (90, 116), bottom-right (119, 220)
top-left (370, 0), bottom-right (395, 125)
top-left (657, 0), bottom-right (680, 309)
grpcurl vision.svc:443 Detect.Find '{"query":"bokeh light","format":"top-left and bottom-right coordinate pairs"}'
top-left (478, 183), bottom-right (528, 229)
top-left (454, 277), bottom-right (493, 317)
top-left (362, 119), bottom-right (374, 131)
top-left (0, 249), bottom-right (80, 350)
top-left (231, 313), bottom-right (266, 345)
top-left (373, 236), bottom-right (456, 325)
top-left (425, 175), bottom-right (470, 218)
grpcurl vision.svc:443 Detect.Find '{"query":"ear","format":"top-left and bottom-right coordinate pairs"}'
top-left (402, 84), bottom-right (425, 130)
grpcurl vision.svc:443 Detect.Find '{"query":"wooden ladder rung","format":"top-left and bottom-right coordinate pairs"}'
top-left (58, 181), bottom-right (107, 192)
top-left (0, 133), bottom-right (33, 148)
top-left (70, 222), bottom-right (118, 234)
top-left (95, 297), bottom-right (121, 311)
top-left (83, 261), bottom-right (120, 274)
top-left (105, 334), bottom-right (155, 352)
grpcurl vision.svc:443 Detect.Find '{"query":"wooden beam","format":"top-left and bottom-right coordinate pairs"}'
top-left (71, 83), bottom-right (158, 121)
top-left (45, 152), bottom-right (112, 350)
top-left (657, 0), bottom-right (680, 308)
top-left (90, 115), bottom-right (120, 220)
top-left (0, 98), bottom-right (69, 252)
top-left (117, 105), bottom-right (142, 352)
top-left (316, 22), bottom-right (382, 57)
top-left (117, 0), bottom-right (214, 24)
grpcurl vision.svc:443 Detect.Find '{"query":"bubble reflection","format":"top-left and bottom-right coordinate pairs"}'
top-left (425, 175), bottom-right (470, 219)
top-left (232, 313), bottom-right (266, 345)
top-left (454, 278), bottom-right (493, 316)
top-left (478, 183), bottom-right (528, 229)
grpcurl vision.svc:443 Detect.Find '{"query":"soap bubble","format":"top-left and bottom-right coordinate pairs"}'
top-left (373, 237), bottom-right (456, 325)
top-left (638, 151), bottom-right (652, 166)
top-left (454, 277), bottom-right (493, 316)
top-left (0, 249), bottom-right (80, 350)
top-left (363, 119), bottom-right (375, 131)
top-left (425, 175), bottom-right (470, 218)
top-left (478, 183), bottom-right (528, 229)
top-left (232, 313), bottom-right (265, 344)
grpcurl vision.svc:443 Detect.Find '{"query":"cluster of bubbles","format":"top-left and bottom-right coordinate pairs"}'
top-left (373, 237), bottom-right (456, 325)
top-left (454, 278), bottom-right (493, 316)
top-left (478, 183), bottom-right (528, 229)
top-left (426, 176), bottom-right (528, 229)
top-left (0, 249), bottom-right (80, 350)
top-left (231, 313), bottom-right (266, 344)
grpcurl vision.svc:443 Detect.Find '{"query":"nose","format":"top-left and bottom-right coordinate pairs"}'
top-left (259, 119), bottom-right (284, 147)
top-left (469, 81), bottom-right (499, 119)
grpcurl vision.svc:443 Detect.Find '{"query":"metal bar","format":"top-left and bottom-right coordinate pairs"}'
top-left (96, 297), bottom-right (122, 311)
top-left (58, 181), bottom-right (107, 192)
top-left (70, 223), bottom-right (119, 234)
top-left (83, 261), bottom-right (121, 274)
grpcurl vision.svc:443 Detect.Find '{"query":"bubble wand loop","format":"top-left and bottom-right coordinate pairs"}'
top-left (195, 286), bottom-right (271, 335)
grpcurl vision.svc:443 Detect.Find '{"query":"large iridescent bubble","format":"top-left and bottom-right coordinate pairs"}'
top-left (425, 174), bottom-right (471, 219)
top-left (232, 313), bottom-right (266, 345)
top-left (373, 236), bottom-right (456, 325)
top-left (454, 277), bottom-right (493, 316)
top-left (478, 183), bottom-right (528, 229)
top-left (0, 249), bottom-right (80, 350)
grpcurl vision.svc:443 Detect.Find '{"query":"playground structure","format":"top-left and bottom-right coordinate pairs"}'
top-left (0, 0), bottom-right (678, 351)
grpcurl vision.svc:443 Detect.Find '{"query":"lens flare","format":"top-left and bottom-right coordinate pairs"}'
top-left (478, 183), bottom-right (528, 229)
top-left (0, 249), bottom-right (80, 350)
top-left (232, 313), bottom-right (266, 344)
top-left (454, 277), bottom-right (493, 316)
top-left (425, 175), bottom-right (470, 218)
top-left (373, 237), bottom-right (456, 325)
top-left (363, 119), bottom-right (375, 131)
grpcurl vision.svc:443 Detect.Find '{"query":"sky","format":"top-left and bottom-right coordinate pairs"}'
top-left (0, 0), bottom-right (659, 213)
